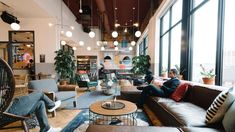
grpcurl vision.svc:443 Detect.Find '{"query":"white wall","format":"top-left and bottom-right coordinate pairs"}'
top-left (136, 0), bottom-right (176, 76)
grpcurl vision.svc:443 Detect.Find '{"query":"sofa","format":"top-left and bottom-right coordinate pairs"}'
top-left (88, 80), bottom-right (235, 132)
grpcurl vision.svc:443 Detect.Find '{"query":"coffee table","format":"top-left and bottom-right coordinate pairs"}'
top-left (89, 100), bottom-right (137, 125)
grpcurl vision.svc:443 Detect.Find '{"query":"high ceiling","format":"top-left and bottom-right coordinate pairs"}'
top-left (63, 0), bottom-right (163, 42)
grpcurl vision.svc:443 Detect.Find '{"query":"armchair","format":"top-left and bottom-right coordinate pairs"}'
top-left (28, 79), bottom-right (79, 117)
top-left (76, 74), bottom-right (98, 91)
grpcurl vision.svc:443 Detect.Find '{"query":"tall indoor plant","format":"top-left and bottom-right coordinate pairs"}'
top-left (54, 47), bottom-right (75, 85)
top-left (131, 55), bottom-right (151, 76)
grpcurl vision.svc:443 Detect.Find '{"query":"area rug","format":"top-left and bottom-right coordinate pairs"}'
top-left (75, 91), bottom-right (115, 109)
top-left (62, 109), bottom-right (151, 132)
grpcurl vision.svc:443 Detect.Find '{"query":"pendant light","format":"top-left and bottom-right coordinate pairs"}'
top-left (135, 0), bottom-right (141, 38)
top-left (112, 0), bottom-right (118, 38)
top-left (11, 22), bottom-right (20, 30)
top-left (131, 7), bottom-right (136, 46)
top-left (89, 0), bottom-right (95, 38)
top-left (79, 0), bottom-right (83, 13)
top-left (60, 0), bottom-right (72, 37)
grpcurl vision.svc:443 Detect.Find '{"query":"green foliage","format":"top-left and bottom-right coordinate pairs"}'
top-left (174, 64), bottom-right (186, 75)
top-left (161, 67), bottom-right (168, 74)
top-left (200, 64), bottom-right (216, 78)
top-left (54, 48), bottom-right (75, 80)
top-left (131, 55), bottom-right (151, 75)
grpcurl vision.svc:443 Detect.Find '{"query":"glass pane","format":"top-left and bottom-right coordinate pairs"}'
top-left (170, 23), bottom-right (182, 69)
top-left (191, 0), bottom-right (218, 83)
top-left (12, 43), bottom-right (34, 69)
top-left (0, 42), bottom-right (8, 62)
top-left (11, 32), bottom-right (34, 42)
top-left (193, 0), bottom-right (206, 9)
top-left (223, 0), bottom-right (235, 87)
top-left (172, 0), bottom-right (183, 25)
top-left (162, 11), bottom-right (170, 34)
top-left (161, 33), bottom-right (169, 72)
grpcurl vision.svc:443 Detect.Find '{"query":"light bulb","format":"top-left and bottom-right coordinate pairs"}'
top-left (131, 41), bottom-right (136, 46)
top-left (115, 47), bottom-right (118, 51)
top-left (61, 30), bottom-right (64, 34)
top-left (66, 31), bottom-right (73, 37)
top-left (89, 31), bottom-right (95, 38)
top-left (112, 31), bottom-right (118, 38)
top-left (129, 47), bottom-right (133, 51)
top-left (70, 26), bottom-right (74, 30)
top-left (96, 41), bottom-right (101, 46)
top-left (79, 41), bottom-right (84, 46)
top-left (10, 23), bottom-right (20, 30)
top-left (61, 40), bottom-right (66, 45)
top-left (113, 41), bottom-right (118, 46)
top-left (48, 23), bottom-right (53, 27)
top-left (135, 30), bottom-right (141, 37)
top-left (101, 46), bottom-right (105, 51)
top-left (72, 46), bottom-right (77, 50)
top-left (87, 46), bottom-right (91, 51)
top-left (79, 9), bottom-right (83, 13)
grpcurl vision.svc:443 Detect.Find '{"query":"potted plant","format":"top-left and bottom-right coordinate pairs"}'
top-left (161, 67), bottom-right (168, 78)
top-left (54, 47), bottom-right (76, 85)
top-left (174, 64), bottom-right (186, 80)
top-left (131, 55), bottom-right (151, 77)
top-left (200, 64), bottom-right (216, 85)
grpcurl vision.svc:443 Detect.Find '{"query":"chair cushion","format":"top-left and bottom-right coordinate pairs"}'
top-left (87, 81), bottom-right (98, 87)
top-left (170, 83), bottom-right (190, 102)
top-left (206, 87), bottom-right (235, 124)
top-left (55, 91), bottom-right (76, 101)
top-left (223, 101), bottom-right (235, 132)
top-left (28, 79), bottom-right (58, 92)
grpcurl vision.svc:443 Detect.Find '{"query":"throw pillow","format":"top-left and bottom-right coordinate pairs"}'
top-left (205, 87), bottom-right (235, 124)
top-left (170, 83), bottom-right (189, 102)
top-left (223, 101), bottom-right (235, 132)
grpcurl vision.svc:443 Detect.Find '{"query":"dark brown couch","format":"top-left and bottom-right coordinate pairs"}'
top-left (87, 82), bottom-right (228, 132)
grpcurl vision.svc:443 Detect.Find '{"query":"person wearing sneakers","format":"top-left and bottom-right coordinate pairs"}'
top-left (3, 92), bottom-right (62, 132)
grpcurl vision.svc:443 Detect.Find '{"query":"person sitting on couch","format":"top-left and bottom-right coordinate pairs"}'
top-left (1, 92), bottom-right (62, 132)
top-left (138, 68), bottom-right (180, 107)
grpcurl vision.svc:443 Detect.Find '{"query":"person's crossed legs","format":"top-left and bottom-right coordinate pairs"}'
top-left (7, 92), bottom-right (61, 132)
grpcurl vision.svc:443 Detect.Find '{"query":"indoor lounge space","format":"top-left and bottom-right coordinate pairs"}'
top-left (0, 0), bottom-right (235, 132)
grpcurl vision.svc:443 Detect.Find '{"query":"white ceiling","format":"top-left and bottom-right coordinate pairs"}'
top-left (0, 0), bottom-right (50, 18)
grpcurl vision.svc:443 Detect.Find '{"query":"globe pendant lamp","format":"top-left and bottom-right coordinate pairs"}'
top-left (66, 31), bottom-right (72, 37)
top-left (131, 40), bottom-right (136, 46)
top-left (11, 22), bottom-right (20, 30)
top-left (114, 40), bottom-right (118, 46)
top-left (112, 31), bottom-right (118, 38)
top-left (89, 0), bottom-right (95, 38)
top-left (135, 0), bottom-right (141, 38)
top-left (79, 0), bottom-right (83, 13)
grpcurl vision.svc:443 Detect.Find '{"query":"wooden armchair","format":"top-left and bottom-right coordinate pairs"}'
top-left (0, 58), bottom-right (30, 132)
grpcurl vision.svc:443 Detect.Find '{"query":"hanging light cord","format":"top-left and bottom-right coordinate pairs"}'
top-left (138, 0), bottom-right (140, 30)
top-left (61, 0), bottom-right (63, 29)
top-left (90, 0), bottom-right (93, 28)
top-left (132, 7), bottom-right (135, 40)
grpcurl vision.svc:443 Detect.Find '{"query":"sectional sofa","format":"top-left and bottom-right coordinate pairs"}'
top-left (87, 81), bottom-right (235, 132)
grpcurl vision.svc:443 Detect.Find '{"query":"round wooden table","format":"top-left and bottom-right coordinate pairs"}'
top-left (89, 100), bottom-right (137, 125)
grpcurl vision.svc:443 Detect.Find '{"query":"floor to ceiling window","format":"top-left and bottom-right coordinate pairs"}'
top-left (160, 0), bottom-right (182, 74)
top-left (191, 0), bottom-right (218, 83)
top-left (223, 0), bottom-right (235, 87)
top-left (139, 36), bottom-right (148, 55)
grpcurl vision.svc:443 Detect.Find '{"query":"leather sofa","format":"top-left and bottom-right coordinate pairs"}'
top-left (87, 81), bottom-right (231, 131)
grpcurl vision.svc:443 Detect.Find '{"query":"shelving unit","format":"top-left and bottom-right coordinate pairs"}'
top-left (77, 56), bottom-right (97, 80)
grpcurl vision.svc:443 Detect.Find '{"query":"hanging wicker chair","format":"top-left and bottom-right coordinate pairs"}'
top-left (0, 58), bottom-right (30, 132)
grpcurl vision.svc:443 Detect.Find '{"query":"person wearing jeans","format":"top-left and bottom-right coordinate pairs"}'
top-left (3, 92), bottom-right (61, 132)
top-left (138, 69), bottom-right (180, 107)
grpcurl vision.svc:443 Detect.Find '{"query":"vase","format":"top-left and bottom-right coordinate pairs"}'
top-left (202, 77), bottom-right (214, 85)
top-left (178, 75), bottom-right (184, 80)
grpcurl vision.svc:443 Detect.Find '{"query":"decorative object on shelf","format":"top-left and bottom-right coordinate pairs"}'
top-left (131, 55), bottom-right (151, 76)
top-left (200, 64), bottom-right (216, 85)
top-left (54, 46), bottom-right (76, 84)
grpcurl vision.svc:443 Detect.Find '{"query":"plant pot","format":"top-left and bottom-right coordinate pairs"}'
top-left (202, 77), bottom-right (214, 85)
top-left (60, 80), bottom-right (67, 85)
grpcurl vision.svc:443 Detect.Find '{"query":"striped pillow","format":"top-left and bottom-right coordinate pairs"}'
top-left (206, 87), bottom-right (235, 124)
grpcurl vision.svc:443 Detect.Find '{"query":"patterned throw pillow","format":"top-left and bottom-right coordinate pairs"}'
top-left (205, 87), bottom-right (235, 124)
